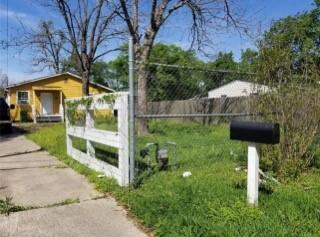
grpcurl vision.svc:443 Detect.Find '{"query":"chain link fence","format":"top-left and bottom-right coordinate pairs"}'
top-left (134, 61), bottom-right (258, 120)
top-left (129, 58), bottom-right (320, 185)
top-left (131, 61), bottom-right (262, 185)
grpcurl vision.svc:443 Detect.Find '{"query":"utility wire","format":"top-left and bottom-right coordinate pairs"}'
top-left (135, 61), bottom-right (257, 75)
top-left (6, 0), bottom-right (9, 81)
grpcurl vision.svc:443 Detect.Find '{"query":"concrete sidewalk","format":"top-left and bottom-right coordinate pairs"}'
top-left (0, 134), bottom-right (147, 237)
top-left (0, 134), bottom-right (41, 157)
top-left (0, 199), bottom-right (146, 237)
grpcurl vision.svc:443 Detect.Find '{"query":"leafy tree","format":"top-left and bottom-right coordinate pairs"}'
top-left (148, 44), bottom-right (199, 65)
top-left (119, 0), bottom-right (248, 134)
top-left (255, 0), bottom-right (320, 179)
top-left (147, 44), bottom-right (203, 101)
top-left (239, 48), bottom-right (258, 73)
top-left (104, 47), bottom-right (129, 90)
top-left (258, 0), bottom-right (320, 83)
top-left (203, 52), bottom-right (238, 90)
top-left (106, 43), bottom-right (203, 98)
top-left (62, 54), bottom-right (113, 88)
top-left (106, 45), bottom-right (259, 96)
top-left (209, 52), bottom-right (237, 70)
top-left (61, 50), bottom-right (80, 74)
top-left (91, 61), bottom-right (111, 87)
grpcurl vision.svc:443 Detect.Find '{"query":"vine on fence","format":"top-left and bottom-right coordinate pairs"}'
top-left (66, 94), bottom-right (118, 126)
top-left (97, 94), bottom-right (117, 106)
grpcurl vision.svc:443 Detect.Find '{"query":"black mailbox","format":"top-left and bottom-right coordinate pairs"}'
top-left (230, 120), bottom-right (280, 144)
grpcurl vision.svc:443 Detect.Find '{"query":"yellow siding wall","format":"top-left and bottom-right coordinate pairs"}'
top-left (9, 75), bottom-right (108, 121)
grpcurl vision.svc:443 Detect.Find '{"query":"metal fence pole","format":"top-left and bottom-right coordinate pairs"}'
top-left (128, 36), bottom-right (135, 183)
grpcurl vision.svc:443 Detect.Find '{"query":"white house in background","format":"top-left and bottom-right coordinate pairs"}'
top-left (208, 80), bottom-right (270, 98)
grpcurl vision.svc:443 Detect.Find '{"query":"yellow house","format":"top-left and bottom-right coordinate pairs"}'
top-left (7, 72), bottom-right (114, 122)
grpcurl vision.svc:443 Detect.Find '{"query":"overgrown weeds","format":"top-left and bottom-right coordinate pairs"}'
top-left (0, 197), bottom-right (27, 216)
top-left (255, 83), bottom-right (320, 180)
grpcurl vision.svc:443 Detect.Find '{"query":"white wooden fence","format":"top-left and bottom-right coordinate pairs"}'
top-left (65, 92), bottom-right (129, 186)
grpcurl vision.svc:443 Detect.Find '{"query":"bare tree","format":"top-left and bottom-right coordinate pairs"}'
top-left (44, 0), bottom-right (122, 95)
top-left (0, 71), bottom-right (9, 97)
top-left (118, 0), bottom-right (248, 134)
top-left (0, 16), bottom-right (66, 74)
top-left (30, 21), bottom-right (66, 73)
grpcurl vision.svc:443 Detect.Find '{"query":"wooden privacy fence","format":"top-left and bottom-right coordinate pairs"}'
top-left (65, 92), bottom-right (129, 186)
top-left (146, 96), bottom-right (254, 123)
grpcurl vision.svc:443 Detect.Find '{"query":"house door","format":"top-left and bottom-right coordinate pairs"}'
top-left (40, 93), bottom-right (53, 115)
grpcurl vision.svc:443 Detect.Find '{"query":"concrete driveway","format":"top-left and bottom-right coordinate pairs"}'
top-left (0, 134), bottom-right (41, 157)
top-left (0, 134), bottom-right (147, 237)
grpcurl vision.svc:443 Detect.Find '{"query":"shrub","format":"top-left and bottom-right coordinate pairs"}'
top-left (256, 84), bottom-right (320, 180)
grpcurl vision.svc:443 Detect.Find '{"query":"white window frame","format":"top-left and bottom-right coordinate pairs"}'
top-left (17, 91), bottom-right (29, 105)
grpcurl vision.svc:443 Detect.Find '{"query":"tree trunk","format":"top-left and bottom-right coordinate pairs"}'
top-left (136, 33), bottom-right (155, 135)
top-left (137, 62), bottom-right (149, 135)
top-left (82, 70), bottom-right (90, 96)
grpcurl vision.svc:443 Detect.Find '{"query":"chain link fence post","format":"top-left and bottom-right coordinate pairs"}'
top-left (128, 36), bottom-right (135, 183)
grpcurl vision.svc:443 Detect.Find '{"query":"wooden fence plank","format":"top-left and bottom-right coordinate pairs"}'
top-left (67, 126), bottom-right (121, 149)
top-left (65, 92), bottom-right (129, 186)
top-left (117, 94), bottom-right (129, 186)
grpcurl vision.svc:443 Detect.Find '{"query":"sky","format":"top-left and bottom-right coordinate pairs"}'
top-left (0, 0), bottom-right (316, 84)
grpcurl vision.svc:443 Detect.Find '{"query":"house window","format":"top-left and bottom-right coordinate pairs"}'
top-left (17, 91), bottom-right (29, 105)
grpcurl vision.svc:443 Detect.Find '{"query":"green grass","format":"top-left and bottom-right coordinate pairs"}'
top-left (0, 197), bottom-right (28, 216)
top-left (26, 121), bottom-right (320, 236)
top-left (0, 196), bottom-right (81, 216)
top-left (72, 136), bottom-right (119, 167)
top-left (95, 116), bottom-right (118, 131)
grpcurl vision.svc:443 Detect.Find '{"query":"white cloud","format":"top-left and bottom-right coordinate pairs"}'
top-left (0, 6), bottom-right (38, 29)
top-left (7, 69), bottom-right (49, 84)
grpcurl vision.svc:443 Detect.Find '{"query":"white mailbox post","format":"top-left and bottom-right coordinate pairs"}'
top-left (247, 143), bottom-right (260, 205)
top-left (230, 121), bottom-right (280, 206)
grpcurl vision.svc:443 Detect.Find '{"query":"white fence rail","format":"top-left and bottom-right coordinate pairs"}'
top-left (65, 92), bottom-right (129, 186)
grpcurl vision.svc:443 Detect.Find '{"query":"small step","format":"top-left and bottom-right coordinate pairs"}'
top-left (36, 115), bottom-right (62, 123)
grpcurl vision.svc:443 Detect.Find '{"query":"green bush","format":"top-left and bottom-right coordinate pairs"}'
top-left (256, 85), bottom-right (320, 180)
top-left (310, 135), bottom-right (320, 168)
top-left (255, 3), bottom-right (320, 180)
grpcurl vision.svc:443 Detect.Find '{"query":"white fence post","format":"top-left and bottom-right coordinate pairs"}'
top-left (60, 91), bottom-right (64, 122)
top-left (117, 94), bottom-right (129, 186)
top-left (65, 92), bottom-right (130, 186)
top-left (32, 104), bottom-right (36, 124)
top-left (86, 109), bottom-right (95, 158)
top-left (65, 103), bottom-right (72, 155)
